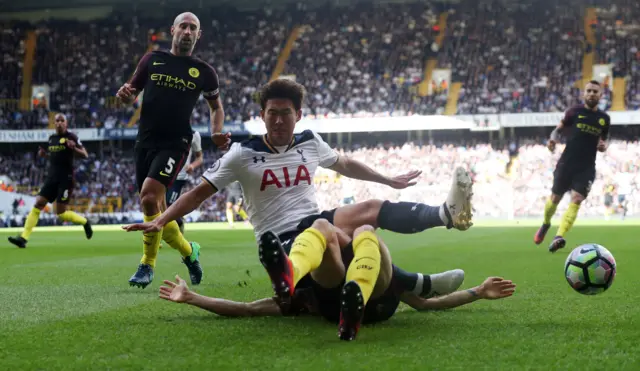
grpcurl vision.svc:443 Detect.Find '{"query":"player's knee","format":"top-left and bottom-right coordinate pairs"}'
top-left (353, 224), bottom-right (375, 237)
top-left (140, 191), bottom-right (161, 213)
top-left (550, 194), bottom-right (562, 204)
top-left (310, 219), bottom-right (336, 242)
top-left (361, 199), bottom-right (384, 222)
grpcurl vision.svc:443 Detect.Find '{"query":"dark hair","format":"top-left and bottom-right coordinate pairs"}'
top-left (587, 80), bottom-right (601, 86)
top-left (258, 78), bottom-right (306, 111)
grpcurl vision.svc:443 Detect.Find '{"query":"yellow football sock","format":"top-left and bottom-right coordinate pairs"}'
top-left (226, 208), bottom-right (235, 226)
top-left (238, 209), bottom-right (248, 220)
top-left (57, 210), bottom-right (87, 225)
top-left (289, 227), bottom-right (327, 287)
top-left (345, 231), bottom-right (381, 304)
top-left (543, 199), bottom-right (558, 225)
top-left (557, 203), bottom-right (581, 237)
top-left (21, 207), bottom-right (41, 240)
top-left (162, 220), bottom-right (192, 258)
top-left (141, 213), bottom-right (163, 268)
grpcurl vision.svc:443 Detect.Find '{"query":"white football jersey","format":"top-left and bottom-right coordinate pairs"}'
top-left (202, 130), bottom-right (339, 239)
top-left (615, 172), bottom-right (633, 195)
top-left (177, 131), bottom-right (203, 180)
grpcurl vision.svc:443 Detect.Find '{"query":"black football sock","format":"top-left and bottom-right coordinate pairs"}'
top-left (392, 265), bottom-right (432, 296)
top-left (377, 201), bottom-right (445, 234)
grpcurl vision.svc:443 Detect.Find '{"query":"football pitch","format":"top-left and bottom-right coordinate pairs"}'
top-left (1, 221), bottom-right (639, 370)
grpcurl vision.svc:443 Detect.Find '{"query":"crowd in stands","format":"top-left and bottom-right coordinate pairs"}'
top-left (1, 0), bottom-right (640, 130)
top-left (2, 136), bottom-right (638, 228)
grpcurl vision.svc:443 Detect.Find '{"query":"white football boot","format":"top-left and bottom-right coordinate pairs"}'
top-left (439, 166), bottom-right (474, 231)
top-left (422, 269), bottom-right (466, 298)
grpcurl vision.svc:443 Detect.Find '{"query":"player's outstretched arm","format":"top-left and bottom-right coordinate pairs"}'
top-left (329, 155), bottom-right (422, 189)
top-left (123, 181), bottom-right (216, 233)
top-left (160, 275), bottom-right (282, 317)
top-left (400, 277), bottom-right (516, 311)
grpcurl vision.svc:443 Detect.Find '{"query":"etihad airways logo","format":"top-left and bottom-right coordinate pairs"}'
top-left (150, 73), bottom-right (197, 91)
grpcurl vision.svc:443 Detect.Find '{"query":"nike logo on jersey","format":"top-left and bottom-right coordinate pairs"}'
top-left (159, 171), bottom-right (170, 177)
top-left (153, 61), bottom-right (165, 66)
top-left (578, 115), bottom-right (587, 119)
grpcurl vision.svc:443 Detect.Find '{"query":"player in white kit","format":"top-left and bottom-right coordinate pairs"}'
top-left (165, 130), bottom-right (203, 233)
top-left (124, 79), bottom-right (473, 339)
top-left (615, 165), bottom-right (634, 220)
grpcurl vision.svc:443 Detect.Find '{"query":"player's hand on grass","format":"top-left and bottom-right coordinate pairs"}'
top-left (597, 139), bottom-right (607, 152)
top-left (477, 277), bottom-right (516, 300)
top-left (159, 275), bottom-right (192, 303)
top-left (547, 140), bottom-right (556, 153)
top-left (212, 132), bottom-right (231, 150)
top-left (116, 83), bottom-right (138, 104)
top-left (386, 169), bottom-right (422, 189)
top-left (122, 221), bottom-right (162, 233)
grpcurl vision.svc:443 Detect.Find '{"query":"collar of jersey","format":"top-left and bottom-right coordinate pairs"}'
top-left (262, 135), bottom-right (296, 154)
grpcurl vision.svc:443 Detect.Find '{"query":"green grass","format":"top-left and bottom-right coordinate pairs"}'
top-left (1, 222), bottom-right (639, 370)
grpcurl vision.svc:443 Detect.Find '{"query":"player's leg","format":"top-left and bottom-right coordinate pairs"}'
top-left (332, 167), bottom-right (473, 237)
top-left (549, 168), bottom-right (594, 253)
top-left (618, 195), bottom-right (628, 220)
top-left (225, 200), bottom-right (235, 227)
top-left (233, 202), bottom-right (248, 221)
top-left (166, 179), bottom-right (186, 234)
top-left (8, 187), bottom-right (50, 248)
top-left (258, 218), bottom-right (336, 311)
top-left (338, 224), bottom-right (382, 341)
top-left (53, 180), bottom-right (93, 239)
top-left (129, 148), bottom-right (165, 288)
top-left (152, 150), bottom-right (202, 285)
top-left (535, 163), bottom-right (570, 244)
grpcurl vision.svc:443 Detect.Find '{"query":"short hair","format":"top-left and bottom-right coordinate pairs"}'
top-left (258, 78), bottom-right (306, 111)
top-left (587, 80), bottom-right (601, 86)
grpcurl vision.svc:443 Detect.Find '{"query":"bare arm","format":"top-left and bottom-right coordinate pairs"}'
top-left (549, 121), bottom-right (565, 142)
top-left (155, 181), bottom-right (216, 227)
top-left (186, 151), bottom-right (204, 173)
top-left (73, 146), bottom-right (89, 159)
top-left (328, 155), bottom-right (421, 189)
top-left (159, 275), bottom-right (282, 317)
top-left (186, 295), bottom-right (282, 317)
top-left (329, 156), bottom-right (390, 185)
top-left (400, 277), bottom-right (516, 311)
top-left (207, 97), bottom-right (225, 135)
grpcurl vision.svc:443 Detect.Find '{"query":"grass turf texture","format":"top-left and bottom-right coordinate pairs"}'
top-left (1, 222), bottom-right (639, 370)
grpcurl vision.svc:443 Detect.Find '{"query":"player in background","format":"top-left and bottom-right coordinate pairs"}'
top-left (224, 181), bottom-right (249, 228)
top-left (116, 12), bottom-right (230, 288)
top-left (166, 130), bottom-right (203, 234)
top-left (534, 80), bottom-right (610, 252)
top-left (615, 164), bottom-right (633, 220)
top-left (8, 114), bottom-right (93, 248)
top-left (340, 176), bottom-right (356, 206)
top-left (603, 181), bottom-right (615, 220)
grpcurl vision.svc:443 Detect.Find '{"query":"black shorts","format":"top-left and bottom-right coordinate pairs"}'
top-left (135, 147), bottom-right (188, 192)
top-left (552, 162), bottom-right (595, 198)
top-left (604, 194), bottom-right (613, 207)
top-left (166, 179), bottom-right (188, 206)
top-left (39, 175), bottom-right (74, 204)
top-left (227, 192), bottom-right (244, 206)
top-left (279, 209), bottom-right (400, 325)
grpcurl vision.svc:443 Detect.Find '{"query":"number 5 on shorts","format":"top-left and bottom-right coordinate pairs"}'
top-left (160, 158), bottom-right (175, 177)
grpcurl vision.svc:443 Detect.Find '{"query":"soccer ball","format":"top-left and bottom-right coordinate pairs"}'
top-left (564, 244), bottom-right (616, 295)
